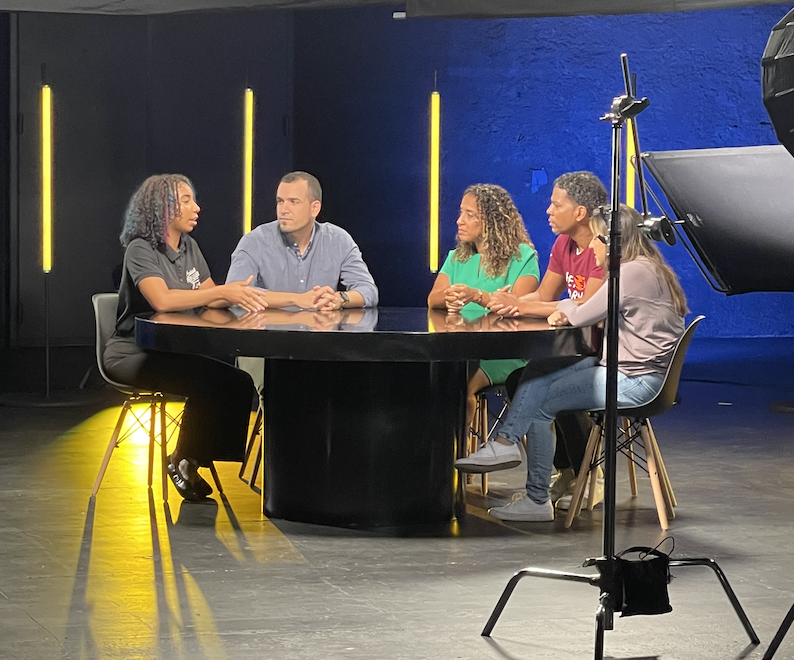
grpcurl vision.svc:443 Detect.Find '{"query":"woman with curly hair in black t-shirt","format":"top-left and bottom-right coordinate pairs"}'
top-left (104, 174), bottom-right (268, 501)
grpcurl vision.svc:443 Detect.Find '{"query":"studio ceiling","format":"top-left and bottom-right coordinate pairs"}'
top-left (0, 0), bottom-right (786, 15)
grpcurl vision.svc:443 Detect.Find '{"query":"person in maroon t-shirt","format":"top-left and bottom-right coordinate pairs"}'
top-left (487, 171), bottom-right (608, 509)
top-left (489, 170), bottom-right (607, 317)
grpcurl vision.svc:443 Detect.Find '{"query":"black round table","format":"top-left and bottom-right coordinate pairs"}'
top-left (137, 307), bottom-right (597, 527)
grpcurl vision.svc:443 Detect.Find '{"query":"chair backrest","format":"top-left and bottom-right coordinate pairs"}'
top-left (92, 292), bottom-right (125, 389)
top-left (618, 315), bottom-right (705, 419)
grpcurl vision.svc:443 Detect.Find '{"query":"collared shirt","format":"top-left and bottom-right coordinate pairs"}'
top-left (113, 235), bottom-right (210, 338)
top-left (226, 220), bottom-right (378, 306)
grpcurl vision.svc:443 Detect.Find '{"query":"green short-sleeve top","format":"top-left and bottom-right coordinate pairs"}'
top-left (439, 243), bottom-right (539, 313)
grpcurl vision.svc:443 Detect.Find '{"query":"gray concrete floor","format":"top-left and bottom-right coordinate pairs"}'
top-left (1, 346), bottom-right (794, 659)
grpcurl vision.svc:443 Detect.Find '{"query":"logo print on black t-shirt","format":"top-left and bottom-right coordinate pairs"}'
top-left (186, 267), bottom-right (201, 289)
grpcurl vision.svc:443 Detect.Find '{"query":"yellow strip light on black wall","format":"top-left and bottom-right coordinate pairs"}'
top-left (429, 90), bottom-right (440, 272)
top-left (243, 88), bottom-right (255, 234)
top-left (626, 119), bottom-right (636, 209)
top-left (41, 84), bottom-right (53, 273)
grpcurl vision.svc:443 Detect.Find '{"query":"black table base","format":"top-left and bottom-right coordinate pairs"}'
top-left (263, 359), bottom-right (467, 527)
top-left (136, 307), bottom-right (597, 528)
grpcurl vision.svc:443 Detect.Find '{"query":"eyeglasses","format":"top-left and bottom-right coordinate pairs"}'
top-left (596, 234), bottom-right (608, 244)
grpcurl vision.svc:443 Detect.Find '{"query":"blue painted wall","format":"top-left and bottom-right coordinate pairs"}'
top-left (293, 3), bottom-right (794, 338)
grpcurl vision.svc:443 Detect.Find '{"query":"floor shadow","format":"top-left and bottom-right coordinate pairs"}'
top-left (158, 496), bottom-right (222, 660)
top-left (60, 497), bottom-right (99, 659)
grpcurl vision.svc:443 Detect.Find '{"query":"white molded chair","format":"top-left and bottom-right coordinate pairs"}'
top-left (565, 315), bottom-right (705, 530)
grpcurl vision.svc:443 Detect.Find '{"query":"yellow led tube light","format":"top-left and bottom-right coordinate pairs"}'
top-left (626, 119), bottom-right (636, 209)
top-left (243, 88), bottom-right (254, 234)
top-left (41, 85), bottom-right (52, 273)
top-left (429, 91), bottom-right (440, 272)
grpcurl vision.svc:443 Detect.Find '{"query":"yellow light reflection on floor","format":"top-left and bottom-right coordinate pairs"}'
top-left (85, 512), bottom-right (161, 655)
top-left (33, 403), bottom-right (305, 657)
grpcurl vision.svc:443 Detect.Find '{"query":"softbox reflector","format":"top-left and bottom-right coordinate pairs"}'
top-left (643, 145), bottom-right (794, 295)
top-left (763, 7), bottom-right (794, 157)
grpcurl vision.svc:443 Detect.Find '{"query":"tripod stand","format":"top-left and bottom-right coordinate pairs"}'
top-left (481, 54), bottom-right (759, 660)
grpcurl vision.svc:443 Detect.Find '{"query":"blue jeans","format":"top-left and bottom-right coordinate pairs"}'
top-left (498, 357), bottom-right (664, 504)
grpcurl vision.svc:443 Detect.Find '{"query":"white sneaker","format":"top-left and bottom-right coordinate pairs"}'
top-left (556, 471), bottom-right (604, 511)
top-left (489, 493), bottom-right (554, 522)
top-left (455, 440), bottom-right (522, 473)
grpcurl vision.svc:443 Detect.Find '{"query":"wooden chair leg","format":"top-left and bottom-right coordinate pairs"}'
top-left (565, 422), bottom-right (602, 528)
top-left (639, 423), bottom-right (669, 531)
top-left (587, 419), bottom-right (610, 512)
top-left (624, 418), bottom-right (639, 497)
top-left (643, 421), bottom-right (675, 519)
top-left (586, 459), bottom-right (600, 512)
top-left (584, 429), bottom-right (603, 513)
top-left (470, 394), bottom-right (481, 454)
top-left (646, 420), bottom-right (677, 509)
top-left (91, 401), bottom-right (131, 497)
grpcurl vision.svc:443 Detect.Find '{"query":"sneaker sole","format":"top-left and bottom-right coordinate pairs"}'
top-left (455, 459), bottom-right (522, 474)
top-left (556, 495), bottom-right (604, 511)
top-left (489, 510), bottom-right (554, 522)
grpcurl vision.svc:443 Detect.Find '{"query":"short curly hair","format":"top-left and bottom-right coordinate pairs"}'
top-left (120, 174), bottom-right (194, 251)
top-left (553, 171), bottom-right (607, 217)
top-left (454, 184), bottom-right (533, 279)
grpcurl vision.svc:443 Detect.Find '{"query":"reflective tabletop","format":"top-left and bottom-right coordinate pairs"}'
top-left (136, 306), bottom-right (598, 362)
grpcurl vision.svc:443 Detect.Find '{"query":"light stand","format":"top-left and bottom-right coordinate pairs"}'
top-left (482, 54), bottom-right (759, 660)
top-left (738, 9), bottom-right (794, 652)
top-left (0, 79), bottom-right (99, 409)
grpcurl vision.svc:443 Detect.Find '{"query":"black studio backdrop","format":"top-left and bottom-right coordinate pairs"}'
top-left (0, 0), bottom-right (786, 15)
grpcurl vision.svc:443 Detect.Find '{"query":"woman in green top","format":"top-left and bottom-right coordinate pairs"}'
top-left (428, 183), bottom-right (540, 429)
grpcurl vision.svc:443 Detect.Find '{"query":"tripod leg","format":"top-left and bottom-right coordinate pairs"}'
top-left (482, 568), bottom-right (596, 636)
top-left (763, 601), bottom-right (794, 659)
top-left (594, 595), bottom-right (607, 660)
top-left (482, 570), bottom-right (524, 637)
top-left (670, 558), bottom-right (760, 645)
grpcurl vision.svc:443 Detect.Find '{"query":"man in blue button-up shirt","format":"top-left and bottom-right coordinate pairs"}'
top-left (226, 171), bottom-right (378, 311)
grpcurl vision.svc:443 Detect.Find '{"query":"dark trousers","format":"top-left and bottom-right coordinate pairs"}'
top-left (105, 346), bottom-right (254, 465)
top-left (506, 357), bottom-right (593, 475)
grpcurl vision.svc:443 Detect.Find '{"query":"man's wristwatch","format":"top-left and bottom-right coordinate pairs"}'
top-left (339, 290), bottom-right (350, 308)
